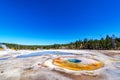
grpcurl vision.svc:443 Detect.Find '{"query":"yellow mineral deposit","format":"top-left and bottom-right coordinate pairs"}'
top-left (53, 58), bottom-right (104, 71)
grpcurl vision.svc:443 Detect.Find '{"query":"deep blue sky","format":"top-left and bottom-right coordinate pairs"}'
top-left (0, 0), bottom-right (120, 45)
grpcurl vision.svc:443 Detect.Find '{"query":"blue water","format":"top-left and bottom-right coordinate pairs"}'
top-left (68, 59), bottom-right (82, 63)
top-left (16, 51), bottom-right (73, 58)
top-left (0, 51), bottom-right (73, 60)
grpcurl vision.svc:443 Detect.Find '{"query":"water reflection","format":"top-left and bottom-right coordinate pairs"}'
top-left (16, 51), bottom-right (73, 58)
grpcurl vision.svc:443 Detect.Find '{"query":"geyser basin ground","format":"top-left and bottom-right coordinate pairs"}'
top-left (0, 50), bottom-right (120, 80)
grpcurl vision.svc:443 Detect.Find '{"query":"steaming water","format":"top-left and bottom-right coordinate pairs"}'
top-left (0, 44), bottom-right (9, 51)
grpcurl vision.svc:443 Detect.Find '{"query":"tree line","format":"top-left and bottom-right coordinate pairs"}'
top-left (1, 35), bottom-right (120, 50)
